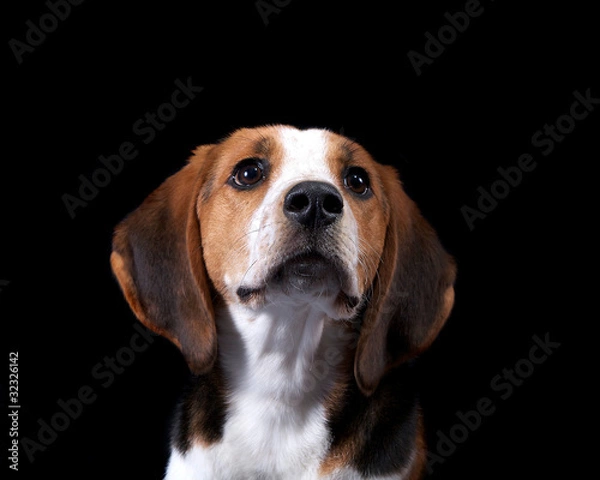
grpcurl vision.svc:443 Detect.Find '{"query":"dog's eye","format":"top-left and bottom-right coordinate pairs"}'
top-left (344, 167), bottom-right (370, 196)
top-left (231, 158), bottom-right (265, 188)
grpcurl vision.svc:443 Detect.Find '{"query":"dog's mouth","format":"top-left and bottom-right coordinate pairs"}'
top-left (236, 250), bottom-right (360, 317)
top-left (273, 251), bottom-right (334, 287)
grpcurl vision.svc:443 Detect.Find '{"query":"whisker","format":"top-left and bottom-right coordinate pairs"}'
top-left (231, 220), bottom-right (287, 255)
top-left (336, 232), bottom-right (386, 307)
top-left (239, 258), bottom-right (261, 287)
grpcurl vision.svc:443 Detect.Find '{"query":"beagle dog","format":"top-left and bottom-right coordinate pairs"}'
top-left (111, 125), bottom-right (455, 479)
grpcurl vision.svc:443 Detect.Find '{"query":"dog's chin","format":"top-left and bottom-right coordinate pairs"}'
top-left (236, 253), bottom-right (361, 319)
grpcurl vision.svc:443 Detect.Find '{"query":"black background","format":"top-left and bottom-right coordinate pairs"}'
top-left (2, 0), bottom-right (597, 478)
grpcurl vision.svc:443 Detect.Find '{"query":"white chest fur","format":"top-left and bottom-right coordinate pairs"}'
top-left (165, 299), bottom-right (354, 480)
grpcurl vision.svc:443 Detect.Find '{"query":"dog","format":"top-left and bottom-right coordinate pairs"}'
top-left (111, 125), bottom-right (456, 479)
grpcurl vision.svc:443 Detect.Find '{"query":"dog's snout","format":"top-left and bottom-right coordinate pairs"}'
top-left (284, 181), bottom-right (343, 229)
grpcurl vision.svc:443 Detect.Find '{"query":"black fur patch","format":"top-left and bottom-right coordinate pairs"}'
top-left (327, 362), bottom-right (420, 476)
top-left (171, 364), bottom-right (228, 453)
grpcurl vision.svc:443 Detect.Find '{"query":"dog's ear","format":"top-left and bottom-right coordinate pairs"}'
top-left (110, 146), bottom-right (217, 375)
top-left (354, 166), bottom-right (456, 396)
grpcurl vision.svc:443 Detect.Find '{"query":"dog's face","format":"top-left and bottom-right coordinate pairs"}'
top-left (198, 126), bottom-right (387, 320)
top-left (111, 125), bottom-right (455, 395)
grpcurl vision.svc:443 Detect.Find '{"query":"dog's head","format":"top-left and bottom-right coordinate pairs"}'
top-left (111, 125), bottom-right (455, 395)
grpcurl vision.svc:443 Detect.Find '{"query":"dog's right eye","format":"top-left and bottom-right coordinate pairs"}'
top-left (230, 158), bottom-right (266, 189)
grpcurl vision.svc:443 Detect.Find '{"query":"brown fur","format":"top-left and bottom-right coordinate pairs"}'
top-left (111, 155), bottom-right (217, 375)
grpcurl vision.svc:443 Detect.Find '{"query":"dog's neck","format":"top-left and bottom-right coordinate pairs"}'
top-left (217, 295), bottom-right (354, 407)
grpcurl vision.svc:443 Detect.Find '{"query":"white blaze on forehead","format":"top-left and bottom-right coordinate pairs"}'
top-left (275, 127), bottom-right (338, 187)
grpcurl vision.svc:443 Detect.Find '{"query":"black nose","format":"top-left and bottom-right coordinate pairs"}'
top-left (283, 181), bottom-right (344, 229)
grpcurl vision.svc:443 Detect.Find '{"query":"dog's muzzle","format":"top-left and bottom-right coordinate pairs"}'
top-left (236, 181), bottom-right (359, 311)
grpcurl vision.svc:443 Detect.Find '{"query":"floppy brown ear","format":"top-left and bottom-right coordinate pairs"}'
top-left (110, 146), bottom-right (217, 375)
top-left (354, 166), bottom-right (456, 395)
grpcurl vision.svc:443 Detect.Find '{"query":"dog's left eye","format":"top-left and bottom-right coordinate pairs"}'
top-left (231, 158), bottom-right (265, 188)
top-left (344, 167), bottom-right (371, 196)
